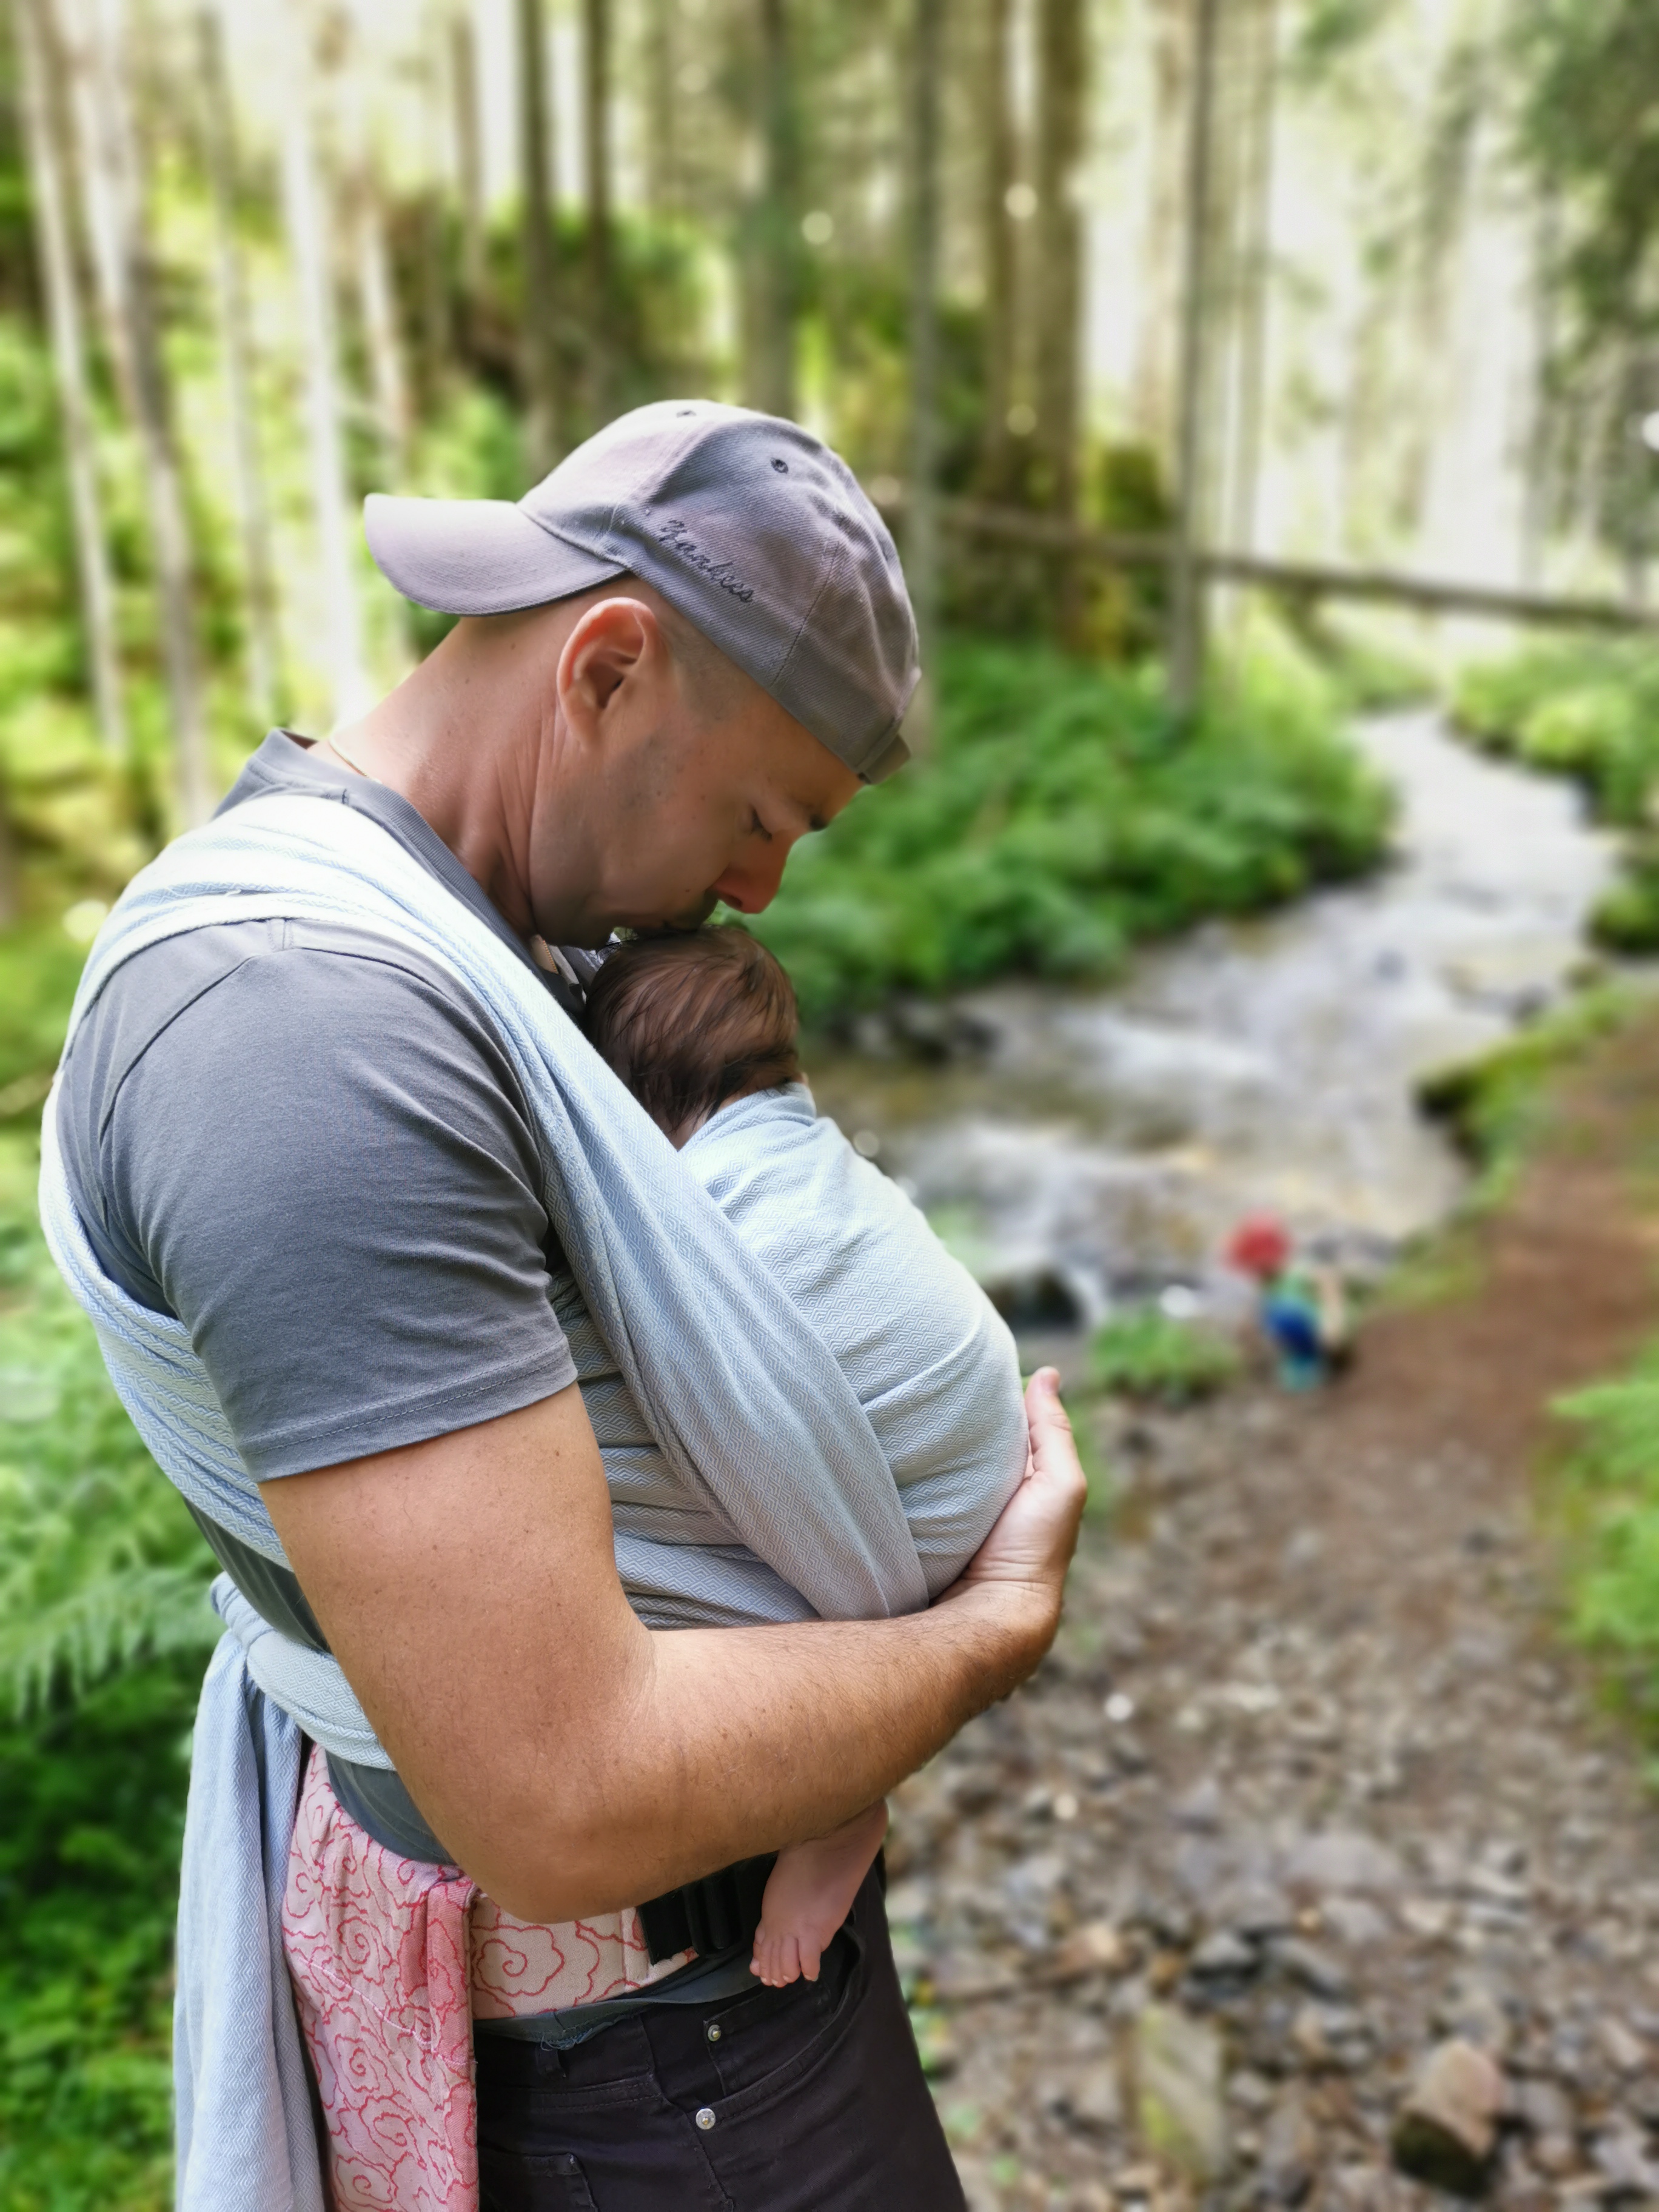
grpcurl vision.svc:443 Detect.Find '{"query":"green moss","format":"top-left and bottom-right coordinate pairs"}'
top-left (1088, 1307), bottom-right (1242, 1406)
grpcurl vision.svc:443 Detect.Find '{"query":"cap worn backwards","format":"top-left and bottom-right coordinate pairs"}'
top-left (363, 400), bottom-right (919, 783)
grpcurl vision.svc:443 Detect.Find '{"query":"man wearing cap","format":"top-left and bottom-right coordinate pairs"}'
top-left (47, 404), bottom-right (1084, 2209)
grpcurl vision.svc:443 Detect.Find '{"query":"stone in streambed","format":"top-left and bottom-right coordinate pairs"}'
top-left (1259, 2085), bottom-right (1319, 2206)
top-left (1132, 2002), bottom-right (1230, 2181)
top-left (1391, 2039), bottom-right (1507, 2197)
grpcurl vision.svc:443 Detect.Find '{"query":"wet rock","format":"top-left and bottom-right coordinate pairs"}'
top-left (1272, 1937), bottom-right (1353, 2002)
top-left (1052, 2059), bottom-right (1125, 2136)
top-left (1391, 2039), bottom-right (1507, 2197)
top-left (1283, 1832), bottom-right (1404, 1893)
top-left (1596, 2016), bottom-right (1649, 2074)
top-left (1290, 2001), bottom-right (1374, 2071)
top-left (1189, 1929), bottom-right (1258, 1981)
top-left (1435, 1974), bottom-right (1513, 2057)
top-left (1259, 2085), bottom-right (1319, 2205)
top-left (1039, 1919), bottom-right (1128, 1986)
top-left (1319, 1895), bottom-right (1392, 1949)
top-left (1590, 2118), bottom-right (1659, 2194)
top-left (1212, 1879), bottom-right (1296, 1939)
top-left (1173, 1777), bottom-right (1225, 1831)
top-left (1512, 2076), bottom-right (1575, 2143)
top-left (1132, 2002), bottom-right (1230, 2180)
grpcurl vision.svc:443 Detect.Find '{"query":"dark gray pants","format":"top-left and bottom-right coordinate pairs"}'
top-left (475, 1864), bottom-right (965, 2210)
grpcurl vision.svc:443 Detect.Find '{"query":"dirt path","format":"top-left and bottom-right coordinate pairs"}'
top-left (894, 1013), bottom-right (1659, 2212)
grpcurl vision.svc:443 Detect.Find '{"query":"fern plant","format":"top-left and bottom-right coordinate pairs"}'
top-left (0, 1138), bottom-right (216, 1722)
top-left (1555, 1346), bottom-right (1659, 1699)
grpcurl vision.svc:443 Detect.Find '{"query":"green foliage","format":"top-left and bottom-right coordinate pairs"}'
top-left (1555, 1345), bottom-right (1659, 1733)
top-left (1512, 0), bottom-right (1659, 363)
top-left (0, 1134), bottom-right (217, 1723)
top-left (1452, 637), bottom-right (1659, 826)
top-left (0, 1657), bottom-right (194, 2212)
top-left (0, 1133), bottom-right (213, 2204)
top-left (1416, 983), bottom-right (1637, 1208)
top-left (746, 636), bottom-right (1392, 1027)
top-left (1088, 1308), bottom-right (1242, 1406)
top-left (1451, 638), bottom-right (1659, 957)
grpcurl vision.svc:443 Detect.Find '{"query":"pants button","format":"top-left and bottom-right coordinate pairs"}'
top-left (695, 2106), bottom-right (717, 2131)
top-left (706, 2023), bottom-right (722, 2042)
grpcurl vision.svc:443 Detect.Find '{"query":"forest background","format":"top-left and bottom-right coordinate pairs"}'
top-left (5, 0), bottom-right (1659, 2202)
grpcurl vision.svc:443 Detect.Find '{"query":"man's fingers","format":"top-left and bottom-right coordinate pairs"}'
top-left (1025, 1366), bottom-right (1076, 1476)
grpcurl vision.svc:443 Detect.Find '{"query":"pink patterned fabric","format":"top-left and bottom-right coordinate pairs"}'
top-left (283, 1746), bottom-right (686, 2211)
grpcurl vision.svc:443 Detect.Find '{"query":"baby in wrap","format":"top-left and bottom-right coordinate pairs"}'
top-left (571, 925), bottom-right (1028, 1988)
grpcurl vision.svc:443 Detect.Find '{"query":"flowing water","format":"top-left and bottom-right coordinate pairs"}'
top-left (805, 710), bottom-right (1614, 1328)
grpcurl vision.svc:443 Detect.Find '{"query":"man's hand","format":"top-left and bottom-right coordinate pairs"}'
top-left (939, 1369), bottom-right (1087, 1655)
top-left (261, 1374), bottom-right (1085, 1926)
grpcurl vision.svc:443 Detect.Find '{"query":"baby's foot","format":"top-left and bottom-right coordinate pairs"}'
top-left (750, 1800), bottom-right (889, 1988)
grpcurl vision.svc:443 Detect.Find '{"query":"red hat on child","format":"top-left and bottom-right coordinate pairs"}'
top-left (1226, 1214), bottom-right (1291, 1278)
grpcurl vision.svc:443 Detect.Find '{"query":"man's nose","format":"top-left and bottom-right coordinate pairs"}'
top-left (711, 846), bottom-right (790, 914)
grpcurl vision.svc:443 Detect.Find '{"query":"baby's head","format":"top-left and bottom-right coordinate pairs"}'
top-left (585, 926), bottom-right (801, 1147)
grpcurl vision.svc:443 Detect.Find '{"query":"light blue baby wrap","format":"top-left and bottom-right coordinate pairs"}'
top-left (38, 789), bottom-right (1025, 2211)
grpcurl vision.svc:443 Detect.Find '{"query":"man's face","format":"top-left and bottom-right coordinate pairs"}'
top-left (602, 689), bottom-right (863, 937)
top-left (534, 602), bottom-right (865, 943)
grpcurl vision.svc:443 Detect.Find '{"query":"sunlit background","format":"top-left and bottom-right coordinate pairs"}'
top-left (6, 1), bottom-right (1659, 2205)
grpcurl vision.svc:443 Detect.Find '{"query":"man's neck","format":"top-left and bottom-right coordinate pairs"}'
top-left (319, 616), bottom-right (572, 942)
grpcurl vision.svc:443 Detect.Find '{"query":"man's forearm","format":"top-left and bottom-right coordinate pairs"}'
top-left (266, 1375), bottom-right (1083, 1926)
top-left (469, 1579), bottom-right (1053, 1923)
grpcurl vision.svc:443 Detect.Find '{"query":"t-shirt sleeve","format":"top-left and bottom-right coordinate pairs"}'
top-left (102, 931), bottom-right (577, 1480)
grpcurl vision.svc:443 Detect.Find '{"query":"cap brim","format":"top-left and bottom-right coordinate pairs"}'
top-left (364, 494), bottom-right (625, 615)
top-left (859, 727), bottom-right (911, 783)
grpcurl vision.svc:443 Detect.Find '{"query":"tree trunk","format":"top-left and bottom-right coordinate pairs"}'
top-left (451, 4), bottom-right (486, 323)
top-left (1034, 0), bottom-right (1086, 636)
top-left (15, 0), bottom-right (125, 754)
top-left (584, 0), bottom-right (612, 412)
top-left (279, 6), bottom-right (369, 726)
top-left (1034, 0), bottom-right (1084, 515)
top-left (1132, 0), bottom-right (1190, 460)
top-left (742, 0), bottom-right (797, 420)
top-left (642, 0), bottom-right (677, 218)
top-left (518, 0), bottom-right (562, 471)
top-left (54, 0), bottom-right (133, 412)
top-left (1169, 0), bottom-right (1221, 713)
top-left (196, 3), bottom-right (282, 724)
top-left (1225, 0), bottom-right (1278, 566)
top-left (67, 0), bottom-right (210, 822)
top-left (356, 165), bottom-right (413, 478)
top-left (907, 0), bottom-right (943, 752)
top-left (977, 0), bottom-right (1016, 495)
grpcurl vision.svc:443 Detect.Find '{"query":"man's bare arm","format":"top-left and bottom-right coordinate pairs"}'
top-left (261, 1370), bottom-right (1084, 1923)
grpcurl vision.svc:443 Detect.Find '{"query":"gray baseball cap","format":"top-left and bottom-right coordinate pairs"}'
top-left (363, 399), bottom-right (918, 783)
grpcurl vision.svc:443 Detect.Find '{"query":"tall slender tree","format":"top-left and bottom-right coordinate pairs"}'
top-left (518, 0), bottom-right (563, 468)
top-left (1225, 0), bottom-right (1279, 566)
top-left (451, 2), bottom-right (486, 326)
top-left (279, 2), bottom-right (369, 725)
top-left (66, 0), bottom-right (210, 821)
top-left (1034, 0), bottom-right (1085, 520)
top-left (585, 0), bottom-right (613, 411)
top-left (1034, 0), bottom-right (1086, 637)
top-left (15, 0), bottom-right (125, 755)
top-left (642, 0), bottom-right (678, 218)
top-left (197, 2), bottom-right (282, 723)
top-left (1170, 0), bottom-right (1221, 711)
top-left (907, 0), bottom-right (943, 752)
top-left (742, 0), bottom-right (797, 420)
top-left (1133, 0), bottom-right (1191, 460)
top-left (977, 0), bottom-right (1016, 495)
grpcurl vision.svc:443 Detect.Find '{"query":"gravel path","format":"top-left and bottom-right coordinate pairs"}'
top-left (892, 1017), bottom-right (1659, 2211)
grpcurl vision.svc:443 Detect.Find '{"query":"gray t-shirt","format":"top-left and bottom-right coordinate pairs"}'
top-left (58, 732), bottom-right (586, 1486)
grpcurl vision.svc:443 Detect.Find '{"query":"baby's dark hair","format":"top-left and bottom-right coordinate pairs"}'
top-left (584, 927), bottom-right (801, 1144)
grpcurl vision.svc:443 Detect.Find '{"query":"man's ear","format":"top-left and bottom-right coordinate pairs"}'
top-left (556, 597), bottom-right (666, 745)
